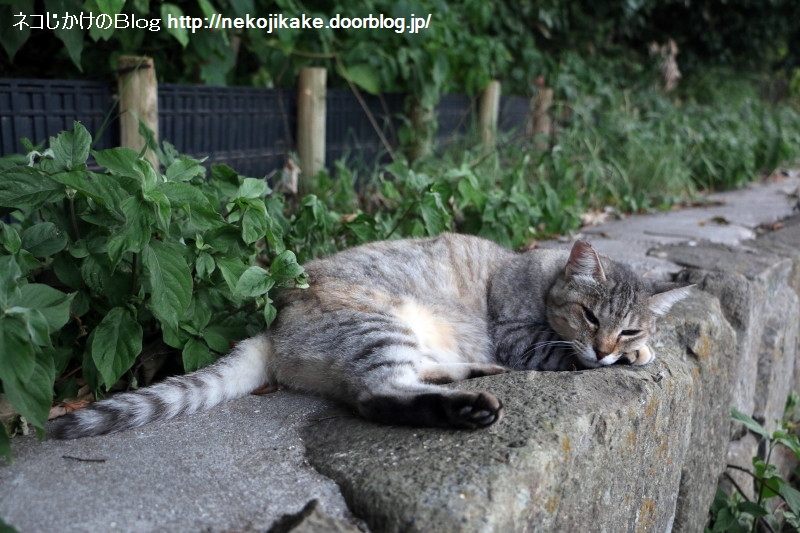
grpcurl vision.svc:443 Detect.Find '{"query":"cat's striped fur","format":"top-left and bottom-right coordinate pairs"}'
top-left (50, 233), bottom-right (692, 439)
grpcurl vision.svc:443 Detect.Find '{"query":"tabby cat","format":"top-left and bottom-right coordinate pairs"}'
top-left (50, 233), bottom-right (692, 439)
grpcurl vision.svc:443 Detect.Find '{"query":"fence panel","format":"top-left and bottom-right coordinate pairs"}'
top-left (1, 78), bottom-right (532, 176)
top-left (0, 78), bottom-right (118, 155)
top-left (158, 84), bottom-right (295, 178)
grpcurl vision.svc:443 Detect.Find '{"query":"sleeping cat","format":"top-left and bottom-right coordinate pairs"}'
top-left (49, 233), bottom-right (692, 439)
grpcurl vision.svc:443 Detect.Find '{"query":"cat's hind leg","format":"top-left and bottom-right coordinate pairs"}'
top-left (357, 387), bottom-right (504, 429)
top-left (355, 360), bottom-right (503, 429)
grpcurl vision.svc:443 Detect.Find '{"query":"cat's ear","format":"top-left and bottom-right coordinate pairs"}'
top-left (565, 241), bottom-right (606, 283)
top-left (647, 284), bottom-right (695, 315)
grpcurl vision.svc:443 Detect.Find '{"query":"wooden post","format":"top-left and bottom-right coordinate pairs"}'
top-left (297, 67), bottom-right (327, 191)
top-left (478, 80), bottom-right (501, 148)
top-left (407, 99), bottom-right (434, 162)
top-left (528, 76), bottom-right (553, 151)
top-left (117, 55), bottom-right (159, 169)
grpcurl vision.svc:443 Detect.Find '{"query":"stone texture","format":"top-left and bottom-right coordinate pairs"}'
top-left (302, 293), bottom-right (735, 532)
top-left (653, 242), bottom-right (799, 431)
top-left (268, 500), bottom-right (362, 533)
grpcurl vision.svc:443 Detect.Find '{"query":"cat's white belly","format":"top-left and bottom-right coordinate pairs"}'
top-left (392, 299), bottom-right (492, 363)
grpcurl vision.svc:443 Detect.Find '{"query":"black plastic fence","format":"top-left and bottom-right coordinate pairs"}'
top-left (1, 77), bottom-right (530, 177)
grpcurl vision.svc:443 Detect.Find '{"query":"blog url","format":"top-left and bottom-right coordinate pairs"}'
top-left (12, 12), bottom-right (433, 35)
top-left (173, 13), bottom-right (433, 34)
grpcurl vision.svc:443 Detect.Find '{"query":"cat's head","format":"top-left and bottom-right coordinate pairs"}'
top-left (545, 241), bottom-right (693, 369)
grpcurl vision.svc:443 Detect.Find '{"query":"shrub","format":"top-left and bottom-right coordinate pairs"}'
top-left (0, 122), bottom-right (307, 458)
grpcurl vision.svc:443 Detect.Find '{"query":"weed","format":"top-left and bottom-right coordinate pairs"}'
top-left (707, 395), bottom-right (800, 532)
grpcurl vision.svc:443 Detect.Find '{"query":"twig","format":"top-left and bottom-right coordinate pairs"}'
top-left (723, 467), bottom-right (778, 533)
top-left (336, 57), bottom-right (397, 162)
top-left (62, 455), bottom-right (107, 463)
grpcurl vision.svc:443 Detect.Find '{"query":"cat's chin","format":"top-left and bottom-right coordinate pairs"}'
top-left (576, 352), bottom-right (622, 369)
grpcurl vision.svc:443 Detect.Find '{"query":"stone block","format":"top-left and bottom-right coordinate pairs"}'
top-left (302, 293), bottom-right (735, 532)
top-left (653, 242), bottom-right (798, 431)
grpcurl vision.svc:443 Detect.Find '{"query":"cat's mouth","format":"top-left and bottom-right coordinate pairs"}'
top-left (577, 346), bottom-right (620, 368)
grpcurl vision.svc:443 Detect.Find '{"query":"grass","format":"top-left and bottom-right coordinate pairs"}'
top-left (309, 70), bottom-right (800, 249)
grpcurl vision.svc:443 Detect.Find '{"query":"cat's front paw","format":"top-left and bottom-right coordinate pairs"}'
top-left (631, 344), bottom-right (654, 365)
top-left (617, 345), bottom-right (655, 366)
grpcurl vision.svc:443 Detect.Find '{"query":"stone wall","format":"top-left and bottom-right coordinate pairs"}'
top-left (290, 216), bottom-right (800, 532)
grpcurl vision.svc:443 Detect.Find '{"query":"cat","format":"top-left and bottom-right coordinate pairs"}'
top-left (49, 233), bottom-right (692, 439)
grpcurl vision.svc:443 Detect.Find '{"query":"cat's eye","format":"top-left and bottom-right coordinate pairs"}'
top-left (582, 306), bottom-right (599, 327)
top-left (620, 329), bottom-right (642, 337)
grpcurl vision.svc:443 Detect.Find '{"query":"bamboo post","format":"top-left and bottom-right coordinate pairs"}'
top-left (117, 55), bottom-right (159, 169)
top-left (478, 80), bottom-right (501, 148)
top-left (297, 67), bottom-right (327, 191)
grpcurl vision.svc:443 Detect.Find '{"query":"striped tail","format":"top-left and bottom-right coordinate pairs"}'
top-left (49, 334), bottom-right (272, 439)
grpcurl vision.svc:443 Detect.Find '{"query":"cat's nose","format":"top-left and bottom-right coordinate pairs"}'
top-left (595, 350), bottom-right (609, 361)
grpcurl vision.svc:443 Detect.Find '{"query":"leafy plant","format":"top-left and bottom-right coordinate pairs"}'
top-left (707, 396), bottom-right (800, 533)
top-left (0, 122), bottom-right (306, 459)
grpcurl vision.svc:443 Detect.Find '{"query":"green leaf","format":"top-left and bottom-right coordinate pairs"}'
top-left (157, 181), bottom-right (223, 231)
top-left (202, 328), bottom-right (230, 353)
top-left (165, 157), bottom-right (206, 182)
top-left (182, 295), bottom-right (212, 332)
top-left (1, 353), bottom-right (55, 428)
top-left (731, 407), bottom-right (770, 439)
top-left (0, 166), bottom-right (64, 210)
top-left (6, 306), bottom-right (51, 347)
top-left (0, 314), bottom-right (36, 383)
top-left (142, 241), bottom-right (192, 329)
top-left (136, 158), bottom-right (160, 194)
top-left (91, 307), bottom-right (143, 388)
top-left (264, 303), bottom-right (277, 327)
top-left (106, 197), bottom-right (152, 263)
top-left (216, 257), bottom-right (247, 292)
top-left (80, 255), bottom-right (132, 306)
top-left (237, 178), bottom-right (269, 199)
top-left (737, 501), bottom-right (768, 518)
top-left (48, 170), bottom-right (125, 216)
top-left (95, 0), bottom-right (124, 14)
top-left (49, 120), bottom-right (90, 169)
top-left (48, 0), bottom-right (85, 71)
top-left (712, 508), bottom-right (740, 532)
top-left (15, 284), bottom-right (74, 331)
top-left (161, 3), bottom-right (189, 47)
top-left (93, 147), bottom-right (143, 180)
top-left (269, 250), bottom-right (304, 284)
top-left (0, 255), bottom-right (23, 309)
top-left (20, 222), bottom-right (68, 257)
top-left (158, 181), bottom-right (211, 207)
top-left (182, 337), bottom-right (216, 372)
top-left (342, 64), bottom-right (381, 94)
top-left (235, 266), bottom-right (275, 297)
top-left (420, 191), bottom-right (451, 235)
top-left (1, 223), bottom-right (21, 254)
top-left (0, 1), bottom-right (34, 61)
top-left (52, 254), bottom-right (82, 290)
top-left (195, 252), bottom-right (215, 279)
top-left (241, 207), bottom-right (268, 244)
top-left (780, 484), bottom-right (800, 515)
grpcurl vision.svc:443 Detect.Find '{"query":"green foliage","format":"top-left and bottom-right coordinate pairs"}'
top-left (3, 0), bottom-right (798, 101)
top-left (0, 122), bottom-right (307, 459)
top-left (707, 397), bottom-right (800, 533)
